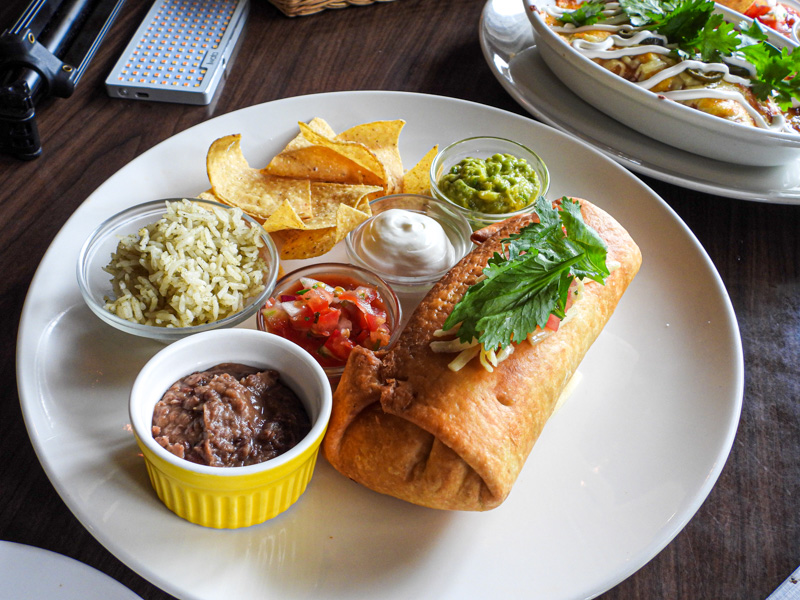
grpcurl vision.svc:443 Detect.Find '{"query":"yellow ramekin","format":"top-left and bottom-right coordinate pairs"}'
top-left (129, 328), bottom-right (332, 529)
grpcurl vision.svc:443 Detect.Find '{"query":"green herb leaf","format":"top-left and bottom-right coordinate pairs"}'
top-left (740, 42), bottom-right (800, 109)
top-left (649, 0), bottom-right (715, 45)
top-left (690, 14), bottom-right (741, 62)
top-left (558, 0), bottom-right (607, 26)
top-left (443, 197), bottom-right (609, 351)
top-left (738, 18), bottom-right (769, 46)
top-left (618, 0), bottom-right (667, 26)
top-left (559, 197), bottom-right (610, 282)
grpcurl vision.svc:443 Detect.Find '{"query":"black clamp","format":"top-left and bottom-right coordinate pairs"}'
top-left (0, 28), bottom-right (78, 99)
top-left (0, 28), bottom-right (79, 160)
top-left (0, 0), bottom-right (127, 160)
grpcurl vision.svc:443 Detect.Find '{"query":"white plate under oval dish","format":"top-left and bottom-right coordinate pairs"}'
top-left (524, 0), bottom-right (800, 166)
top-left (0, 542), bottom-right (142, 600)
top-left (481, 0), bottom-right (800, 202)
top-left (17, 91), bottom-right (743, 600)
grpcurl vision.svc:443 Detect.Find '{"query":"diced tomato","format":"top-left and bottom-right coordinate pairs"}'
top-left (545, 313), bottom-right (561, 332)
top-left (313, 306), bottom-right (341, 334)
top-left (365, 311), bottom-right (384, 330)
top-left (368, 324), bottom-right (391, 350)
top-left (287, 302), bottom-right (316, 331)
top-left (321, 329), bottom-right (356, 362)
top-left (339, 290), bottom-right (387, 331)
top-left (545, 285), bottom-right (576, 332)
top-left (301, 287), bottom-right (334, 312)
top-left (261, 300), bottom-right (291, 335)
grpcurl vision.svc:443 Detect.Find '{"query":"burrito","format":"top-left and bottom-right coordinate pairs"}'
top-left (322, 197), bottom-right (642, 510)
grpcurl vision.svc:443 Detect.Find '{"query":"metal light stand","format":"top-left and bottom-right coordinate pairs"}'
top-left (0, 0), bottom-right (126, 160)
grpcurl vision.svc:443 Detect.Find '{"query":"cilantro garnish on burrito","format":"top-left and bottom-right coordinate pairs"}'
top-left (443, 197), bottom-right (610, 352)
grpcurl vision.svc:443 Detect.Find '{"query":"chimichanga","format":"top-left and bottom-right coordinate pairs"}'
top-left (322, 197), bottom-right (642, 510)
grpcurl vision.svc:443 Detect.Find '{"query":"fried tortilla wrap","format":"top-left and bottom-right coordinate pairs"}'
top-left (322, 198), bottom-right (642, 510)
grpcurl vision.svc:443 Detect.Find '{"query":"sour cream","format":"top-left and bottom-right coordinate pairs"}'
top-left (358, 209), bottom-right (456, 277)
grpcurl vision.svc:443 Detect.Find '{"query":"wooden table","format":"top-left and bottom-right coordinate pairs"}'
top-left (1, 1), bottom-right (797, 598)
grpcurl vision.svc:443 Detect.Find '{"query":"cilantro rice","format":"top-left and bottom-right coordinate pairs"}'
top-left (103, 199), bottom-right (267, 327)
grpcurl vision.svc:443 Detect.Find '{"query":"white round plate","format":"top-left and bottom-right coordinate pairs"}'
top-left (480, 0), bottom-right (800, 203)
top-left (17, 91), bottom-right (743, 600)
top-left (0, 541), bottom-right (142, 600)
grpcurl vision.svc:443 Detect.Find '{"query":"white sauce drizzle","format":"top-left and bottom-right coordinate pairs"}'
top-left (617, 56), bottom-right (750, 88)
top-left (571, 36), bottom-right (672, 59)
top-left (550, 22), bottom-right (635, 33)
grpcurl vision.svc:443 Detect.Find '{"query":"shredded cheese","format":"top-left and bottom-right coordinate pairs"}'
top-left (447, 346), bottom-right (481, 371)
top-left (430, 338), bottom-right (478, 353)
top-left (433, 323), bottom-right (461, 337)
top-left (527, 329), bottom-right (551, 346)
top-left (479, 348), bottom-right (495, 372)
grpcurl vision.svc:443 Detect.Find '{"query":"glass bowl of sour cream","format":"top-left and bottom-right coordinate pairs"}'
top-left (345, 194), bottom-right (473, 297)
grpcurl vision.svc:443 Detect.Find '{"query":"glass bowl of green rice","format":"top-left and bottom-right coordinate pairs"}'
top-left (77, 198), bottom-right (279, 343)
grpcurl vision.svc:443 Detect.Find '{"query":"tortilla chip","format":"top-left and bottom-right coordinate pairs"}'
top-left (281, 117), bottom-right (337, 151)
top-left (207, 134), bottom-right (313, 219)
top-left (403, 145), bottom-right (437, 195)
top-left (277, 203), bottom-right (372, 259)
top-left (271, 182), bottom-right (378, 259)
top-left (260, 200), bottom-right (310, 232)
top-left (264, 145), bottom-right (375, 184)
top-left (201, 118), bottom-right (416, 259)
top-left (264, 119), bottom-right (377, 184)
top-left (303, 182), bottom-right (378, 225)
top-left (277, 122), bottom-right (387, 187)
top-left (299, 122), bottom-right (385, 177)
top-left (337, 120), bottom-right (405, 195)
top-left (196, 189), bottom-right (220, 202)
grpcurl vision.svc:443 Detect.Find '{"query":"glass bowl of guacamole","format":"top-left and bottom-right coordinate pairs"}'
top-left (429, 137), bottom-right (550, 230)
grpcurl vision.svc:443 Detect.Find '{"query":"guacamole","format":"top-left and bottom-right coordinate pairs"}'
top-left (438, 153), bottom-right (541, 214)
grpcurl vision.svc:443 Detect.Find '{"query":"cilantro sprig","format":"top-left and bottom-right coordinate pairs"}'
top-left (558, 0), bottom-right (606, 26)
top-left (621, 0), bottom-right (716, 43)
top-left (740, 42), bottom-right (800, 110)
top-left (557, 0), bottom-right (800, 107)
top-left (442, 198), bottom-right (609, 351)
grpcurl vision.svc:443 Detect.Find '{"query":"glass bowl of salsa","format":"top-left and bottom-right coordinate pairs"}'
top-left (429, 136), bottom-right (550, 230)
top-left (256, 263), bottom-right (402, 388)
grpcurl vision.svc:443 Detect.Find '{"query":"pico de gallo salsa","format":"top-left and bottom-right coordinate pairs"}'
top-left (744, 0), bottom-right (800, 38)
top-left (259, 274), bottom-right (393, 369)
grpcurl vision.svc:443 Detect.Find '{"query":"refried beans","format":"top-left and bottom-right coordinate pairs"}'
top-left (152, 363), bottom-right (311, 467)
